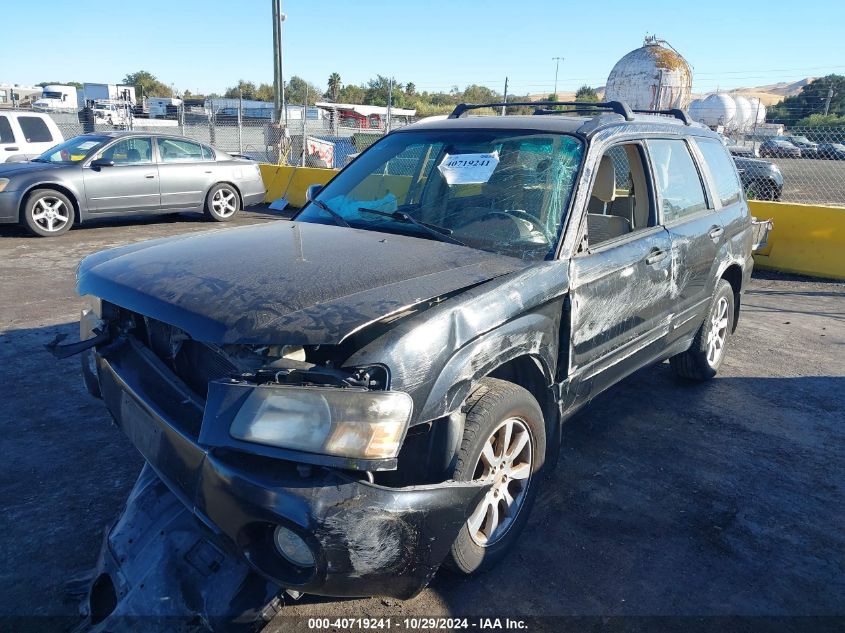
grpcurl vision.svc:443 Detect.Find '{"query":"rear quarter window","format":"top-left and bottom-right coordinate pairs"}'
top-left (695, 137), bottom-right (742, 206)
top-left (18, 116), bottom-right (54, 143)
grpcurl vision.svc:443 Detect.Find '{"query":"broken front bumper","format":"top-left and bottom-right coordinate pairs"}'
top-left (90, 339), bottom-right (487, 600)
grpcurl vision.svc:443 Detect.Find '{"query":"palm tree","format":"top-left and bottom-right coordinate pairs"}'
top-left (327, 73), bottom-right (341, 102)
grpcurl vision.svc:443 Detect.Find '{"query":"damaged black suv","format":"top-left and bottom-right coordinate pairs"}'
top-left (72, 101), bottom-right (760, 628)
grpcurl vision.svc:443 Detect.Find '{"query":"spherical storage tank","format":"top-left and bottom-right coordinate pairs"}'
top-left (749, 97), bottom-right (766, 125)
top-left (733, 95), bottom-right (754, 131)
top-left (691, 93), bottom-right (738, 129)
top-left (688, 93), bottom-right (767, 130)
top-left (604, 36), bottom-right (692, 111)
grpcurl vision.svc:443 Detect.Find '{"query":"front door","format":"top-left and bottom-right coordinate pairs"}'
top-left (567, 142), bottom-right (675, 398)
top-left (83, 136), bottom-right (160, 213)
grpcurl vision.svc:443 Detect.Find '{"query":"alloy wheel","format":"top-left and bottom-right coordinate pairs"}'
top-left (31, 196), bottom-right (70, 233)
top-left (706, 296), bottom-right (730, 367)
top-left (467, 417), bottom-right (533, 547)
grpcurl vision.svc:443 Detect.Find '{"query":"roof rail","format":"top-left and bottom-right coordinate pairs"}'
top-left (449, 100), bottom-right (634, 121)
top-left (632, 108), bottom-right (693, 125)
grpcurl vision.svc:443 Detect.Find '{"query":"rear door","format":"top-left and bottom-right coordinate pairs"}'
top-left (693, 136), bottom-right (749, 254)
top-left (13, 115), bottom-right (61, 159)
top-left (82, 136), bottom-right (160, 213)
top-left (646, 138), bottom-right (724, 343)
top-left (156, 138), bottom-right (215, 210)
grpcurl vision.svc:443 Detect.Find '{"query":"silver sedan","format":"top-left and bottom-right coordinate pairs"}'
top-left (0, 132), bottom-right (266, 237)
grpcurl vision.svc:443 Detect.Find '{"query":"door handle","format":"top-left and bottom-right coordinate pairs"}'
top-left (709, 226), bottom-right (724, 239)
top-left (144, 174), bottom-right (156, 179)
top-left (4, 147), bottom-right (18, 151)
top-left (645, 249), bottom-right (667, 265)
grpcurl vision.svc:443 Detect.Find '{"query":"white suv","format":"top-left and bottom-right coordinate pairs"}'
top-left (0, 111), bottom-right (64, 163)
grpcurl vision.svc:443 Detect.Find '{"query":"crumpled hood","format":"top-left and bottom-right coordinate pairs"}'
top-left (77, 221), bottom-right (530, 344)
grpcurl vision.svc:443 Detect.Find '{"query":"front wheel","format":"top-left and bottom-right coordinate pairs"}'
top-left (22, 189), bottom-right (74, 237)
top-left (204, 184), bottom-right (240, 222)
top-left (670, 279), bottom-right (735, 381)
top-left (447, 378), bottom-right (546, 575)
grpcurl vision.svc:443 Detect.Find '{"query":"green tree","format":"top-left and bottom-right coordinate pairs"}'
top-left (364, 75), bottom-right (405, 107)
top-left (575, 85), bottom-right (599, 102)
top-left (122, 70), bottom-right (171, 98)
top-left (337, 84), bottom-right (365, 104)
top-left (256, 83), bottom-right (274, 102)
top-left (767, 75), bottom-right (845, 126)
top-left (224, 80), bottom-right (258, 100)
top-left (38, 80), bottom-right (82, 89)
top-left (405, 82), bottom-right (416, 96)
top-left (286, 76), bottom-right (322, 106)
top-left (326, 73), bottom-right (341, 102)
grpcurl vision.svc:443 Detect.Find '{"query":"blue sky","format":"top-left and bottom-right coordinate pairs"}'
top-left (3, 0), bottom-right (842, 96)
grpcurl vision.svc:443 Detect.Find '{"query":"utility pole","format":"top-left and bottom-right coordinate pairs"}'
top-left (552, 57), bottom-right (564, 99)
top-left (301, 84), bottom-right (308, 166)
top-left (824, 86), bottom-right (834, 115)
top-left (501, 77), bottom-right (508, 116)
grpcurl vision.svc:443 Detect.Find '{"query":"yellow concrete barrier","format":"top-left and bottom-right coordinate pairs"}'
top-left (750, 200), bottom-right (845, 281)
top-left (259, 164), bottom-right (338, 208)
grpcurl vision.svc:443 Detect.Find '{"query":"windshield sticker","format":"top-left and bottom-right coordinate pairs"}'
top-left (76, 141), bottom-right (99, 150)
top-left (437, 151), bottom-right (500, 185)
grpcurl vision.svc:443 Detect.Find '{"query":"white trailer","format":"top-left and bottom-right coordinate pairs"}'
top-left (82, 83), bottom-right (136, 106)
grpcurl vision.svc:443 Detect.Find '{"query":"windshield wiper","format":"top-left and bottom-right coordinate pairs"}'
top-left (309, 199), bottom-right (350, 228)
top-left (357, 208), bottom-right (467, 247)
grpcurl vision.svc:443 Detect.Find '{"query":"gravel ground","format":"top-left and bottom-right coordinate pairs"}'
top-left (0, 211), bottom-right (843, 632)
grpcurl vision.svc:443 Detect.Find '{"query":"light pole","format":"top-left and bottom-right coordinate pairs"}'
top-left (272, 0), bottom-right (287, 125)
top-left (552, 56), bottom-right (564, 99)
top-left (280, 10), bottom-right (287, 126)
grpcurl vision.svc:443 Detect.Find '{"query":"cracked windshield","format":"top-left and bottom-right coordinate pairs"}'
top-left (296, 130), bottom-right (584, 260)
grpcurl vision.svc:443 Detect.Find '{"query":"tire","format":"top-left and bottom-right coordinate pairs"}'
top-left (204, 183), bottom-right (240, 222)
top-left (22, 189), bottom-right (75, 237)
top-left (447, 378), bottom-right (546, 575)
top-left (670, 279), bottom-right (735, 381)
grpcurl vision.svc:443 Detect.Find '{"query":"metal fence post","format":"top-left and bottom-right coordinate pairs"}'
top-left (301, 102), bottom-right (307, 166)
top-left (180, 102), bottom-right (185, 136)
top-left (237, 90), bottom-right (243, 154)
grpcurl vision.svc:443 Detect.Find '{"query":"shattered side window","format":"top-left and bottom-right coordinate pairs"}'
top-left (298, 130), bottom-right (584, 260)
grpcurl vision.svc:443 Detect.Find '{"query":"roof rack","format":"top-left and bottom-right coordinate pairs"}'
top-left (449, 100), bottom-right (634, 121)
top-left (631, 108), bottom-right (692, 125)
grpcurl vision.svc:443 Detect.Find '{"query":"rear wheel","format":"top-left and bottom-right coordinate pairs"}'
top-left (22, 189), bottom-right (74, 237)
top-left (447, 378), bottom-right (545, 575)
top-left (670, 279), bottom-right (734, 381)
top-left (204, 184), bottom-right (240, 221)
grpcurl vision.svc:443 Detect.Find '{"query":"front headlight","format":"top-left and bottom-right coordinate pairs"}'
top-left (0, 178), bottom-right (10, 193)
top-left (229, 385), bottom-right (413, 460)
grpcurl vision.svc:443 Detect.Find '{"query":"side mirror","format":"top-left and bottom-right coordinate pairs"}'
top-left (90, 158), bottom-right (114, 169)
top-left (306, 184), bottom-right (322, 202)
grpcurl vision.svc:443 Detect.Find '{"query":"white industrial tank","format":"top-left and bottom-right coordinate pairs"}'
top-left (604, 36), bottom-right (693, 111)
top-left (693, 93), bottom-right (737, 128)
top-left (688, 98), bottom-right (704, 122)
top-left (749, 97), bottom-right (766, 125)
top-left (733, 95), bottom-right (754, 131)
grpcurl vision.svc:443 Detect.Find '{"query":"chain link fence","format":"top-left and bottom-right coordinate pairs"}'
top-left (20, 102), bottom-right (412, 170)
top-left (721, 125), bottom-right (845, 206)
top-left (8, 104), bottom-right (845, 207)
